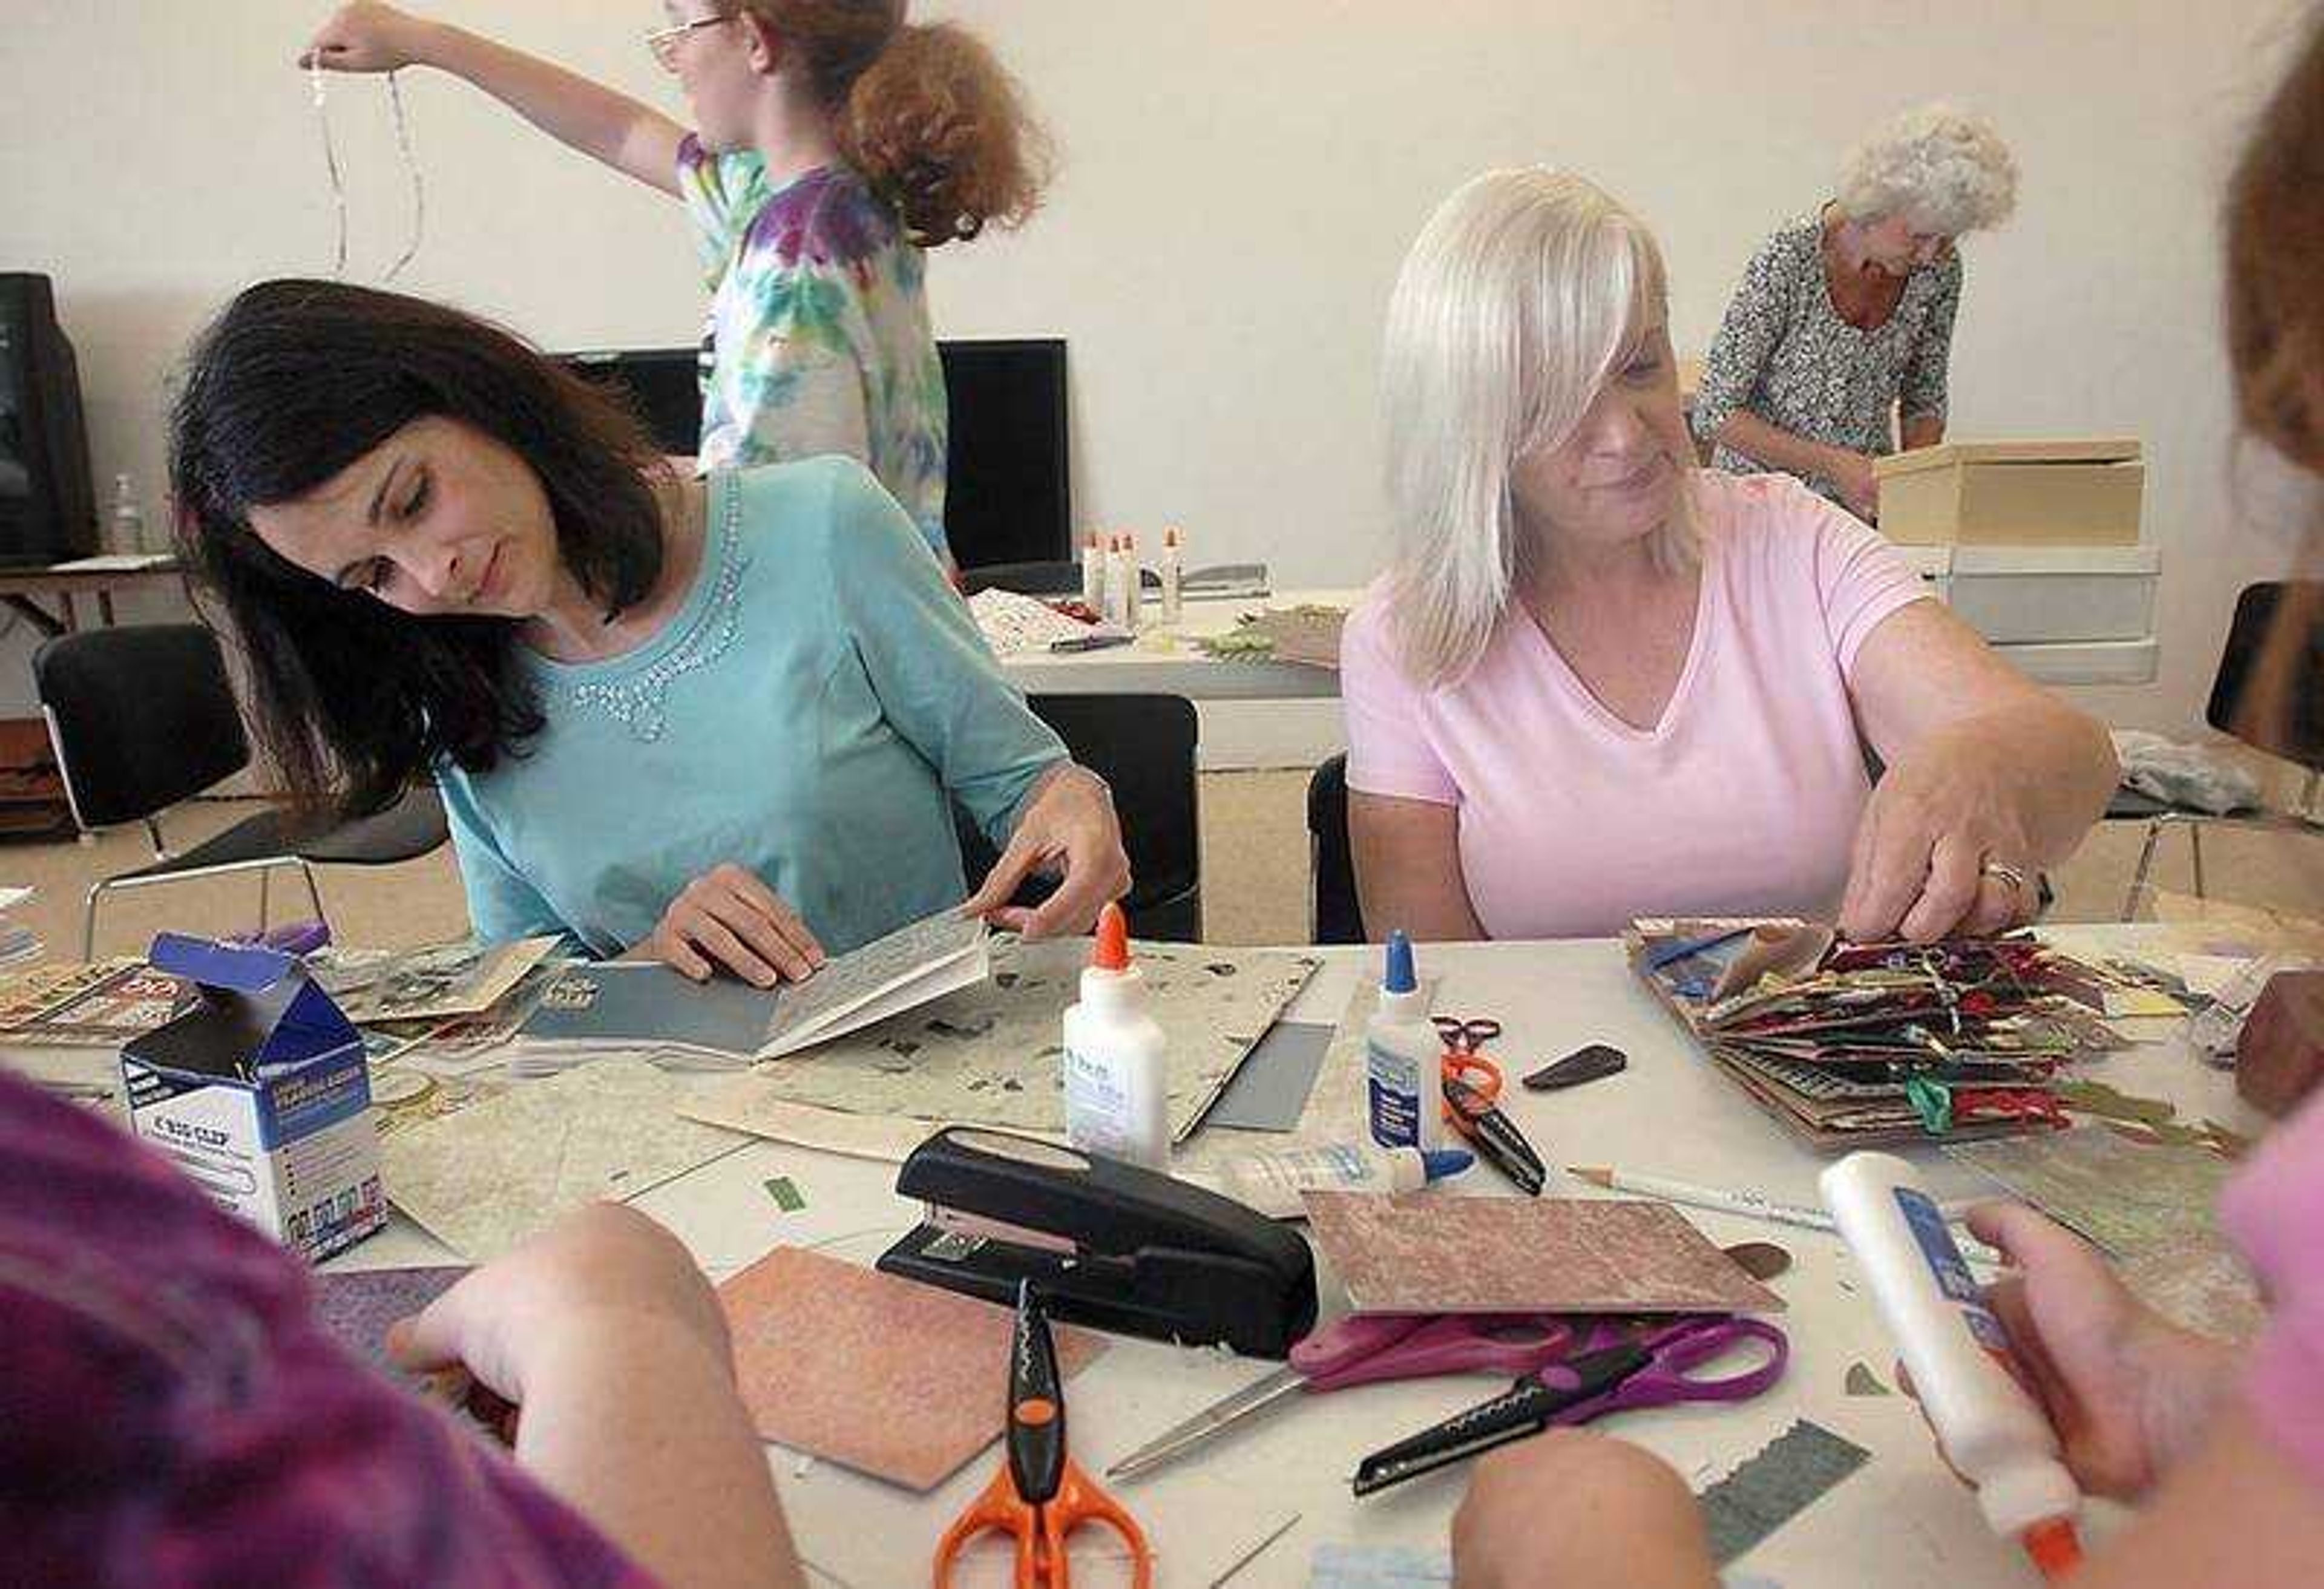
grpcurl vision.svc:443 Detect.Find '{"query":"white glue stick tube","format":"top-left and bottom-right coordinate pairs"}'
top-left (1821, 1152), bottom-right (2083, 1581)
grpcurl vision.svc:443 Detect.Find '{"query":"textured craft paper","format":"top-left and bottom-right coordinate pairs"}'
top-left (718, 1246), bottom-right (1105, 1491)
top-left (381, 1058), bottom-right (747, 1260)
top-left (314, 936), bottom-right (557, 1024)
top-left (1201, 1019), bottom-right (1335, 1132)
top-left (2116, 1234), bottom-right (2266, 1342)
top-left (1945, 1125), bottom-right (2229, 1258)
top-left (677, 1081), bottom-right (962, 1162)
top-left (1697, 1418), bottom-right (1871, 1567)
top-left (1303, 1193), bottom-right (1785, 1315)
top-left (313, 1266), bottom-right (468, 1368)
top-left (734, 936), bottom-right (1317, 1141)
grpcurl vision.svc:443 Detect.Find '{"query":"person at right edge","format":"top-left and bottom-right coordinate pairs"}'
top-left (1451, 27), bottom-right (2324, 1589)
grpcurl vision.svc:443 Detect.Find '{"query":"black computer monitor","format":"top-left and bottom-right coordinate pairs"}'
top-left (553, 336), bottom-right (1070, 569)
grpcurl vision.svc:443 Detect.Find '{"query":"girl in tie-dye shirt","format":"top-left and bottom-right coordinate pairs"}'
top-left (302, 1), bottom-right (1048, 566)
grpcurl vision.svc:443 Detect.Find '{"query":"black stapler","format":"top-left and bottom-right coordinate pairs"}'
top-left (878, 1126), bottom-right (1318, 1360)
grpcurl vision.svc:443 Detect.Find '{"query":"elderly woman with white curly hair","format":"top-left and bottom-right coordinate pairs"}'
top-left (1692, 104), bottom-right (2017, 521)
top-left (1340, 168), bottom-right (2115, 948)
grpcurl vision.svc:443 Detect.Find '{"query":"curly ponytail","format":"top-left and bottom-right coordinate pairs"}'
top-left (741, 2), bottom-right (1049, 247)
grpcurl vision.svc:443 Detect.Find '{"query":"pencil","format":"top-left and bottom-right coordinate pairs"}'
top-left (1567, 1166), bottom-right (1980, 1234)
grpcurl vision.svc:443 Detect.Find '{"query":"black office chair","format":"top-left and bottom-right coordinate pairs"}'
top-left (2113, 580), bottom-right (2322, 919)
top-left (1306, 753), bottom-right (1366, 945)
top-left (955, 693), bottom-right (1201, 941)
top-left (35, 623), bottom-right (451, 956)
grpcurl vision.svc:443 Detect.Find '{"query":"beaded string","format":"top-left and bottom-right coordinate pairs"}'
top-left (309, 62), bottom-right (425, 280)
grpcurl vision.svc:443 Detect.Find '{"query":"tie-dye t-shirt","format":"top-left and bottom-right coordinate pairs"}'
top-left (677, 139), bottom-right (950, 560)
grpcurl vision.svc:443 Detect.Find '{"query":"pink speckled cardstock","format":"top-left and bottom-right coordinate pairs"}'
top-left (718, 1245), bottom-right (1106, 1491)
top-left (1302, 1193), bottom-right (1785, 1315)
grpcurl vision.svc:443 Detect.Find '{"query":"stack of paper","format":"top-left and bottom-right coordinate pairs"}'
top-left (0, 887), bottom-right (40, 971)
top-left (1627, 919), bottom-right (2125, 1150)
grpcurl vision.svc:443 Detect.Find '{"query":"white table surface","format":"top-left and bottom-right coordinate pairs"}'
top-left (329, 923), bottom-right (2254, 1589)
top-left (1002, 567), bottom-right (2158, 701)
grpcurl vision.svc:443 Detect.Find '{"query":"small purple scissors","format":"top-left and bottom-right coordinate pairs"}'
top-left (1351, 1313), bottom-right (1789, 1495)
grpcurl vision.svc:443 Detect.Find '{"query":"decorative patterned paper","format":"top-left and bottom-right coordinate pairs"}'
top-left (719, 936), bottom-right (1318, 1142)
top-left (1302, 1192), bottom-right (1785, 1315)
top-left (1944, 1125), bottom-right (2230, 1259)
top-left (718, 1246), bottom-right (1105, 1491)
top-left (311, 936), bottom-right (559, 1024)
top-left (0, 958), bottom-right (180, 1046)
top-left (1697, 1418), bottom-right (1871, 1567)
top-left (312, 1265), bottom-right (468, 1368)
top-left (380, 1058), bottom-right (747, 1260)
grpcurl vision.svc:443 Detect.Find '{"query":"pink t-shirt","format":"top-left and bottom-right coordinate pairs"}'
top-left (2222, 1087), bottom-right (2324, 1487)
top-left (1340, 471), bottom-right (1929, 939)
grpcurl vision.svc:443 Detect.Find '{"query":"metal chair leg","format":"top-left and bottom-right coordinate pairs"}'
top-left (257, 866), bottom-right (271, 937)
top-left (2124, 817), bottom-right (2165, 921)
top-left (2188, 820), bottom-right (2208, 900)
top-left (294, 859), bottom-right (330, 939)
top-left (82, 880), bottom-right (108, 960)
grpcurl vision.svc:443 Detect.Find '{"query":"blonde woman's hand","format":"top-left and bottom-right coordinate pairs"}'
top-left (1839, 725), bottom-right (2039, 942)
top-left (299, 3), bottom-right (435, 73)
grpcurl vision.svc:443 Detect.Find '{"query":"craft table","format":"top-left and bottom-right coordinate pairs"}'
top-left (1000, 549), bottom-right (2159, 703)
top-left (329, 923), bottom-right (2254, 1588)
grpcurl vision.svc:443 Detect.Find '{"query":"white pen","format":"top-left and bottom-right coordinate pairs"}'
top-left (1568, 1165), bottom-right (1981, 1234)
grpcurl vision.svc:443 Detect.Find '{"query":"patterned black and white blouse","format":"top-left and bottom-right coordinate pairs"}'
top-left (1691, 213), bottom-right (1963, 502)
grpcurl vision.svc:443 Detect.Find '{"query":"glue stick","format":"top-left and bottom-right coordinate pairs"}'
top-left (1063, 902), bottom-right (1169, 1170)
top-left (1159, 527), bottom-right (1183, 624)
top-left (1081, 531), bottom-right (1105, 609)
top-left (1193, 1141), bottom-right (1473, 1220)
top-left (1365, 931), bottom-right (1445, 1153)
top-left (1820, 1153), bottom-right (2083, 1582)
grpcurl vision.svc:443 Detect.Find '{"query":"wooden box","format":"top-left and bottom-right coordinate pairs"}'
top-left (1873, 438), bottom-right (2144, 545)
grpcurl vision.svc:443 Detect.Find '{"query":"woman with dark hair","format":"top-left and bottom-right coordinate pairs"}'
top-left (170, 278), bottom-right (1126, 985)
top-left (1450, 24), bottom-right (2324, 1589)
top-left (301, 1), bottom-right (1051, 567)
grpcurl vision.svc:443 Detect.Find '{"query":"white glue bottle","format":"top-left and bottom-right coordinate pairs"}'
top-left (1080, 531), bottom-right (1105, 610)
top-left (1194, 1141), bottom-right (1472, 1219)
top-left (111, 473), bottom-right (145, 556)
top-left (1062, 902), bottom-right (1169, 1170)
top-left (1821, 1152), bottom-right (2084, 1582)
top-left (1365, 930), bottom-right (1445, 1153)
top-left (1159, 527), bottom-right (1184, 624)
top-left (1103, 535), bottom-right (1128, 627)
top-left (1121, 532), bottom-right (1144, 628)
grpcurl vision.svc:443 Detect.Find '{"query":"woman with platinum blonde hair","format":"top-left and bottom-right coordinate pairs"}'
top-left (1340, 168), bottom-right (2113, 945)
top-left (1694, 104), bottom-right (2017, 520)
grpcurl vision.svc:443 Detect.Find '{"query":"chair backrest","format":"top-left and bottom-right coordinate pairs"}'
top-left (960, 560), bottom-right (1085, 598)
top-left (956, 693), bottom-right (1201, 941)
top-left (1307, 753), bottom-right (1365, 945)
top-left (2208, 580), bottom-right (2322, 772)
top-left (34, 623), bottom-right (252, 830)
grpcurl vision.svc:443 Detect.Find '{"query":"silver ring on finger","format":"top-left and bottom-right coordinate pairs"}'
top-left (1980, 859), bottom-right (2029, 895)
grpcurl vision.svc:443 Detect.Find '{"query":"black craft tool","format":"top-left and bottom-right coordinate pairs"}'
top-left (880, 1126), bottom-right (1318, 1358)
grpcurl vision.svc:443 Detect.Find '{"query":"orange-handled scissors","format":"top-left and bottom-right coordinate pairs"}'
top-left (936, 1280), bottom-right (1152, 1588)
top-left (1433, 1014), bottom-right (1505, 1113)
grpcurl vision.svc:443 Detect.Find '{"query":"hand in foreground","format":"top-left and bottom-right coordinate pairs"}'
top-left (386, 1204), bottom-right (730, 1408)
top-left (1827, 447), bottom-right (1882, 522)
top-left (1909, 1202), bottom-right (2243, 1503)
top-left (1839, 726), bottom-right (2038, 942)
top-left (1451, 1430), bottom-right (1717, 1589)
top-left (960, 764), bottom-right (1130, 939)
top-left (631, 863), bottom-right (825, 986)
top-left (300, 2), bottom-right (430, 73)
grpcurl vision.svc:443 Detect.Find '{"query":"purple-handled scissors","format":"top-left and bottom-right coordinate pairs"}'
top-left (1105, 1311), bottom-right (1578, 1481)
top-left (1351, 1313), bottom-right (1789, 1496)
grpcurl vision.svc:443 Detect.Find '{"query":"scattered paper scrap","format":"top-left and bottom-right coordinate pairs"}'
top-left (1307, 1543), bottom-right (1452, 1587)
top-left (381, 1058), bottom-right (747, 1260)
top-left (1303, 1193), bottom-right (1785, 1315)
top-left (1697, 1418), bottom-right (1870, 1566)
top-left (1843, 1361), bottom-right (1891, 1397)
top-left (719, 1246), bottom-right (1104, 1491)
top-left (312, 1265), bottom-right (468, 1369)
top-left (1946, 1126), bottom-right (2230, 1259)
top-left (763, 1175), bottom-right (806, 1213)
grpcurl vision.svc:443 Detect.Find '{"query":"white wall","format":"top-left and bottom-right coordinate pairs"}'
top-left (5, 1), bottom-right (2317, 733)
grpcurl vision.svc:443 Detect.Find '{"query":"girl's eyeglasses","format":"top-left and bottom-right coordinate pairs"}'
top-left (646, 13), bottom-right (735, 71)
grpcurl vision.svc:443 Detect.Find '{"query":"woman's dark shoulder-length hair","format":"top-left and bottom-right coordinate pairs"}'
top-left (168, 279), bottom-right (665, 820)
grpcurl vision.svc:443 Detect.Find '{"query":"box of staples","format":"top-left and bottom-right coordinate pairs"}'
top-left (121, 932), bottom-right (384, 1260)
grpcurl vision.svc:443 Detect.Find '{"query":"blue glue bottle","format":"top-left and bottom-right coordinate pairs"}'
top-left (1366, 930), bottom-right (1445, 1153)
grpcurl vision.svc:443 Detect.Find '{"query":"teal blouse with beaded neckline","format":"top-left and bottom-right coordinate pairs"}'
top-left (432, 457), bottom-right (1063, 958)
